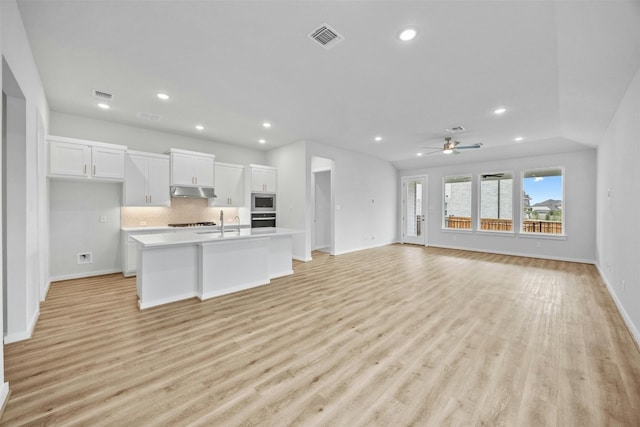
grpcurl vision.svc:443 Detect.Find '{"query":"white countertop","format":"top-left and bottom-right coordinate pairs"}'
top-left (131, 227), bottom-right (303, 248)
top-left (122, 224), bottom-right (248, 232)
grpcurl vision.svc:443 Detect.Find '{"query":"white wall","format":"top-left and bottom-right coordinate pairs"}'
top-left (401, 148), bottom-right (597, 263)
top-left (597, 64), bottom-right (640, 345)
top-left (50, 111), bottom-right (266, 165)
top-left (306, 142), bottom-right (398, 257)
top-left (49, 180), bottom-right (122, 280)
top-left (0, 0), bottom-right (7, 406)
top-left (265, 141), bottom-right (307, 260)
top-left (1, 0), bottom-right (50, 345)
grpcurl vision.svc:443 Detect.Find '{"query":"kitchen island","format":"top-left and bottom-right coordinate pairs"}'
top-left (131, 227), bottom-right (302, 309)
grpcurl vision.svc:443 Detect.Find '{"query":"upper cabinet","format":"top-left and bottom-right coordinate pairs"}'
top-left (124, 151), bottom-right (170, 207)
top-left (247, 164), bottom-right (277, 193)
top-left (48, 136), bottom-right (126, 180)
top-left (210, 162), bottom-right (244, 207)
top-left (168, 148), bottom-right (215, 187)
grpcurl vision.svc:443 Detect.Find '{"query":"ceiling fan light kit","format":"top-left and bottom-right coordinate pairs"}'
top-left (423, 136), bottom-right (482, 156)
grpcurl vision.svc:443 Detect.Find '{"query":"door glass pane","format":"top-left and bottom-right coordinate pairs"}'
top-left (405, 180), bottom-right (423, 237)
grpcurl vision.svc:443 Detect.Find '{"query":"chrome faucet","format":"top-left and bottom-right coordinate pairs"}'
top-left (219, 210), bottom-right (224, 234)
top-left (234, 216), bottom-right (240, 232)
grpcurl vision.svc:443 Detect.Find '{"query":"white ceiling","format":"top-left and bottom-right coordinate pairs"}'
top-left (15, 1), bottom-right (640, 170)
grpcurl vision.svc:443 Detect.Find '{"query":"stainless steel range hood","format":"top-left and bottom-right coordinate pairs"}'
top-left (170, 185), bottom-right (217, 199)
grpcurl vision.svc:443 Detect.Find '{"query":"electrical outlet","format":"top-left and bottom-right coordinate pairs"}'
top-left (99, 216), bottom-right (107, 223)
top-left (621, 280), bottom-right (625, 292)
top-left (77, 252), bottom-right (92, 264)
top-left (536, 241), bottom-right (542, 248)
top-left (452, 235), bottom-right (457, 241)
top-left (139, 220), bottom-right (147, 226)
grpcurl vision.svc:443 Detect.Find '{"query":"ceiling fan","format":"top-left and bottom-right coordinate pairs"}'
top-left (423, 137), bottom-right (483, 155)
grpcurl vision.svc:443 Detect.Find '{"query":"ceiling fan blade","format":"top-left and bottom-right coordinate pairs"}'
top-left (455, 143), bottom-right (483, 150)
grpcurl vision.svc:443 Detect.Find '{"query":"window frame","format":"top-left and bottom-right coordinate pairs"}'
top-left (442, 174), bottom-right (473, 231)
top-left (477, 170), bottom-right (515, 234)
top-left (520, 166), bottom-right (565, 237)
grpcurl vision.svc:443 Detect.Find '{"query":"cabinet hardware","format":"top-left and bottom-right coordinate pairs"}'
top-left (145, 195), bottom-right (148, 203)
top-left (149, 195), bottom-right (152, 203)
top-left (93, 165), bottom-right (96, 175)
top-left (83, 164), bottom-right (87, 174)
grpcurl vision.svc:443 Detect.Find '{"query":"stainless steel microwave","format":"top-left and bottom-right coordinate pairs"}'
top-left (251, 193), bottom-right (276, 211)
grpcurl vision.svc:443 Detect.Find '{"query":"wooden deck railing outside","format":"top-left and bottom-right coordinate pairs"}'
top-left (445, 216), bottom-right (562, 234)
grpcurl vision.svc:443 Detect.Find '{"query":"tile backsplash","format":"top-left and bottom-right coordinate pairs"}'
top-left (121, 198), bottom-right (239, 227)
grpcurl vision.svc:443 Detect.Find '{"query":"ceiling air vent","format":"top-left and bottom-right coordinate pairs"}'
top-left (446, 126), bottom-right (465, 133)
top-left (308, 24), bottom-right (344, 49)
top-left (93, 90), bottom-right (113, 100)
top-left (137, 112), bottom-right (162, 122)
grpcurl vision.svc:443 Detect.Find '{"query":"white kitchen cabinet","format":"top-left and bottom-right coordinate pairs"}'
top-left (210, 162), bottom-right (244, 207)
top-left (48, 136), bottom-right (126, 180)
top-left (247, 164), bottom-right (277, 193)
top-left (124, 151), bottom-right (170, 206)
top-left (168, 148), bottom-right (215, 187)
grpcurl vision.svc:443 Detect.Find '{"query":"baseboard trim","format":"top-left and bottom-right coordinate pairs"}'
top-left (40, 279), bottom-right (52, 302)
top-left (333, 241), bottom-right (396, 256)
top-left (138, 292), bottom-right (198, 310)
top-left (596, 263), bottom-right (640, 351)
top-left (4, 306), bottom-right (40, 344)
top-left (0, 382), bottom-right (10, 419)
top-left (293, 256), bottom-right (312, 262)
top-left (49, 269), bottom-right (122, 282)
top-left (426, 243), bottom-right (595, 265)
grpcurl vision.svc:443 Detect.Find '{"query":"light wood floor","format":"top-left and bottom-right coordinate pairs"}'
top-left (2, 245), bottom-right (640, 426)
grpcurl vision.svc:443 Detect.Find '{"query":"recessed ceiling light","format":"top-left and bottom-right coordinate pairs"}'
top-left (374, 136), bottom-right (382, 142)
top-left (157, 93), bottom-right (170, 100)
top-left (195, 125), bottom-right (204, 131)
top-left (97, 103), bottom-right (110, 109)
top-left (417, 152), bottom-right (423, 157)
top-left (514, 136), bottom-right (524, 142)
top-left (259, 139), bottom-right (266, 144)
top-left (262, 122), bottom-right (272, 129)
top-left (493, 107), bottom-right (507, 115)
top-left (399, 27), bottom-right (417, 41)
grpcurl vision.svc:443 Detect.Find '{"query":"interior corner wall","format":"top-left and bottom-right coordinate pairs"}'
top-left (1, 0), bottom-right (50, 344)
top-left (306, 142), bottom-right (399, 256)
top-left (401, 148), bottom-right (597, 263)
top-left (596, 64), bottom-right (640, 346)
top-left (49, 111), bottom-right (266, 165)
top-left (265, 141), bottom-right (308, 260)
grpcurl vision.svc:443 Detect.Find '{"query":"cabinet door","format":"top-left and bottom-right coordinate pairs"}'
top-left (195, 157), bottom-right (215, 187)
top-left (92, 147), bottom-right (125, 179)
top-left (50, 141), bottom-right (91, 177)
top-left (147, 156), bottom-right (170, 206)
top-left (124, 154), bottom-right (148, 206)
top-left (212, 163), bottom-right (244, 206)
top-left (251, 168), bottom-right (277, 193)
top-left (171, 153), bottom-right (196, 186)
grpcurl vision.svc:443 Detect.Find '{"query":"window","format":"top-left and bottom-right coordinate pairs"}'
top-left (444, 175), bottom-right (472, 229)
top-left (522, 168), bottom-right (563, 234)
top-left (479, 172), bottom-right (513, 231)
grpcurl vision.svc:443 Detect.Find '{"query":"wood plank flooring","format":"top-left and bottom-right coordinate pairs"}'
top-left (2, 245), bottom-right (640, 426)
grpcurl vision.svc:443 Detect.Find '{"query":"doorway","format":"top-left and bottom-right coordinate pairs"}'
top-left (402, 175), bottom-right (427, 245)
top-left (311, 156), bottom-right (334, 255)
top-left (313, 170), bottom-right (331, 252)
